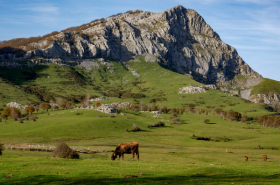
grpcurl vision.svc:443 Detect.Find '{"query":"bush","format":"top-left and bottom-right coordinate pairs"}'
top-left (29, 115), bottom-right (38, 121)
top-left (1, 107), bottom-right (11, 120)
top-left (11, 114), bottom-right (19, 121)
top-left (52, 141), bottom-right (79, 159)
top-left (204, 119), bottom-right (210, 124)
top-left (132, 124), bottom-right (141, 132)
top-left (107, 115), bottom-right (115, 118)
top-left (149, 121), bottom-right (165, 128)
top-left (27, 105), bottom-right (35, 114)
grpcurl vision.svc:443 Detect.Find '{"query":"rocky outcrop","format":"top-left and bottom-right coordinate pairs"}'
top-left (0, 5), bottom-right (263, 89)
top-left (90, 96), bottom-right (108, 101)
top-left (96, 104), bottom-right (117, 114)
top-left (179, 86), bottom-right (206, 94)
top-left (6, 102), bottom-right (26, 109)
top-left (111, 102), bottom-right (131, 108)
top-left (250, 94), bottom-right (280, 104)
top-left (179, 85), bottom-right (217, 94)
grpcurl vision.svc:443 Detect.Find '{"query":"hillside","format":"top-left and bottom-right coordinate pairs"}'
top-left (0, 5), bottom-right (263, 90)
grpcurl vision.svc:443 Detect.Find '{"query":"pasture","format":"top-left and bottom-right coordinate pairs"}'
top-left (0, 106), bottom-right (280, 184)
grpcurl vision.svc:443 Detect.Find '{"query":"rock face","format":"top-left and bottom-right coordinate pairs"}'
top-left (111, 102), bottom-right (131, 108)
top-left (250, 94), bottom-right (280, 104)
top-left (179, 85), bottom-right (217, 94)
top-left (0, 5), bottom-right (263, 89)
top-left (90, 96), bottom-right (108, 101)
top-left (96, 104), bottom-right (117, 114)
top-left (6, 102), bottom-right (26, 109)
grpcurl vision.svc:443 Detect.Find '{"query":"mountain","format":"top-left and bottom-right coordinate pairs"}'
top-left (0, 5), bottom-right (263, 90)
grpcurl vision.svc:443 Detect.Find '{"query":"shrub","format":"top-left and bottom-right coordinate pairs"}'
top-left (44, 103), bottom-right (51, 111)
top-left (95, 102), bottom-right (101, 107)
top-left (107, 115), bottom-right (115, 118)
top-left (11, 114), bottom-right (19, 121)
top-left (149, 121), bottom-right (165, 128)
top-left (60, 103), bottom-right (66, 109)
top-left (1, 107), bottom-right (11, 120)
top-left (27, 105), bottom-right (35, 115)
top-left (132, 124), bottom-right (141, 132)
top-left (52, 141), bottom-right (79, 159)
top-left (11, 107), bottom-right (21, 119)
top-left (204, 119), bottom-right (210, 124)
top-left (29, 115), bottom-right (38, 121)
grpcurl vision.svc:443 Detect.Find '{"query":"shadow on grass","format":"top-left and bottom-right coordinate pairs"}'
top-left (2, 174), bottom-right (279, 185)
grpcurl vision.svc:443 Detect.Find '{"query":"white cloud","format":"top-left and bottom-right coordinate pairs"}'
top-left (18, 5), bottom-right (59, 14)
top-left (234, 0), bottom-right (278, 4)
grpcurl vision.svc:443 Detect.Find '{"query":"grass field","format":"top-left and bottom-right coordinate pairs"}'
top-left (0, 105), bottom-right (280, 184)
top-left (0, 59), bottom-right (280, 184)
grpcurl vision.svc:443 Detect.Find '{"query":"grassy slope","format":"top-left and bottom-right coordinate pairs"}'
top-left (0, 78), bottom-right (38, 104)
top-left (0, 59), bottom-right (279, 184)
top-left (251, 78), bottom-right (280, 95)
top-left (0, 108), bottom-right (280, 184)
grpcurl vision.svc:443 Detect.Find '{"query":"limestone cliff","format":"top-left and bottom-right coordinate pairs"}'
top-left (0, 5), bottom-right (263, 89)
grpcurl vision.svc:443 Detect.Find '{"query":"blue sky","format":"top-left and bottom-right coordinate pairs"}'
top-left (0, 0), bottom-right (279, 81)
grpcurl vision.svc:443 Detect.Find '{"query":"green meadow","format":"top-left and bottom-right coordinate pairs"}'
top-left (0, 59), bottom-right (280, 184)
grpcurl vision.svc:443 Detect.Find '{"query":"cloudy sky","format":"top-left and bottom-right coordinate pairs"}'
top-left (0, 0), bottom-right (279, 81)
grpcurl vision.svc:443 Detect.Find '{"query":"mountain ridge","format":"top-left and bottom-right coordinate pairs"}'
top-left (0, 5), bottom-right (263, 89)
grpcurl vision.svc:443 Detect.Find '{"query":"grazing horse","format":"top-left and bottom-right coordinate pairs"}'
top-left (111, 142), bottom-right (139, 161)
top-left (244, 156), bottom-right (248, 161)
top-left (262, 155), bottom-right (267, 161)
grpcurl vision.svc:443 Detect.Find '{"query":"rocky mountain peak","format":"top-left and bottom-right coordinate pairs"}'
top-left (0, 5), bottom-right (263, 89)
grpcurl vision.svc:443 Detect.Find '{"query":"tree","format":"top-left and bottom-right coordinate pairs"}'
top-left (1, 107), bottom-right (11, 120)
top-left (43, 103), bottom-right (51, 111)
top-left (65, 102), bottom-right (72, 109)
top-left (49, 100), bottom-right (56, 111)
top-left (274, 116), bottom-right (280, 129)
top-left (39, 103), bottom-right (44, 112)
top-left (56, 97), bottom-right (64, 106)
top-left (258, 115), bottom-right (267, 126)
top-left (27, 105), bottom-right (35, 115)
top-left (86, 93), bottom-right (93, 101)
top-left (241, 112), bottom-right (248, 123)
top-left (11, 107), bottom-right (21, 118)
top-left (60, 103), bottom-right (66, 110)
top-left (95, 102), bottom-right (101, 107)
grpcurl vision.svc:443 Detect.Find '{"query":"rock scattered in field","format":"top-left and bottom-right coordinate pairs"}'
top-left (96, 104), bottom-right (117, 114)
top-left (6, 102), bottom-right (26, 109)
top-left (179, 85), bottom-right (217, 94)
top-left (90, 96), bottom-right (108, 101)
top-left (111, 102), bottom-right (131, 108)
